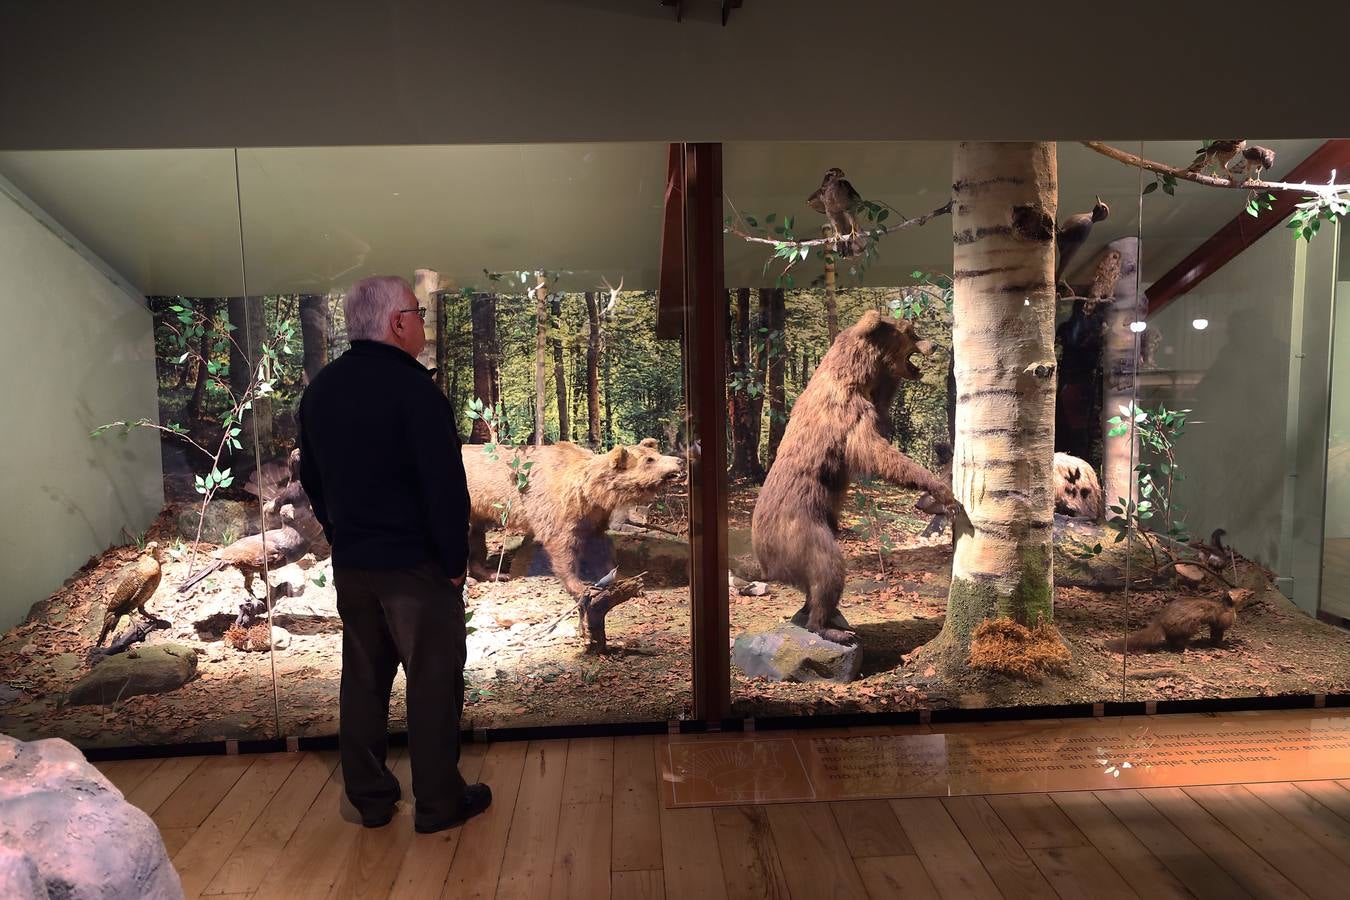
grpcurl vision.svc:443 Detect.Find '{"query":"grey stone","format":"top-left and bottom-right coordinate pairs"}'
top-left (270, 594), bottom-right (341, 634)
top-left (270, 626), bottom-right (292, 651)
top-left (67, 644), bottom-right (198, 706)
top-left (0, 684), bottom-right (23, 705)
top-left (0, 734), bottom-right (183, 899)
top-left (174, 500), bottom-right (260, 545)
top-left (732, 623), bottom-right (862, 683)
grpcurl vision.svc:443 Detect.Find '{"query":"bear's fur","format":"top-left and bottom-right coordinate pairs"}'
top-left (1053, 451), bottom-right (1102, 520)
top-left (464, 438), bottom-right (683, 596)
top-left (751, 310), bottom-right (956, 644)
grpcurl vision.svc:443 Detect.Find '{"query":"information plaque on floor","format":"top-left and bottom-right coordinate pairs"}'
top-left (660, 711), bottom-right (1350, 807)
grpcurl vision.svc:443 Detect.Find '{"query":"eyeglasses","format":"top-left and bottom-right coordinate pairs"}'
top-left (397, 306), bottom-right (427, 322)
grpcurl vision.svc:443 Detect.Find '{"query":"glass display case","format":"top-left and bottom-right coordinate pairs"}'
top-left (0, 139), bottom-right (1344, 751)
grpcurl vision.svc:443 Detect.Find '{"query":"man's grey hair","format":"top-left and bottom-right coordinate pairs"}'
top-left (345, 275), bottom-right (411, 341)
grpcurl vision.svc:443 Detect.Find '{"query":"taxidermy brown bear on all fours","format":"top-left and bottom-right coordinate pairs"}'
top-left (751, 310), bottom-right (957, 645)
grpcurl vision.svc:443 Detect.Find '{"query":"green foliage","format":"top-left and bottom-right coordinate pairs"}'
top-left (1142, 173), bottom-right (1178, 197)
top-left (1287, 190), bottom-right (1350, 242)
top-left (1105, 402), bottom-right (1191, 549)
top-left (311, 571), bottom-right (328, 588)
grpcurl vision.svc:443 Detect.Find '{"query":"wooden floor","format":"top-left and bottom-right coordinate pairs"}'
top-left (96, 733), bottom-right (1350, 900)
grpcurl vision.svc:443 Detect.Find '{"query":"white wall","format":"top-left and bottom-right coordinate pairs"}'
top-left (0, 184), bottom-right (163, 630)
top-left (1328, 280), bottom-right (1350, 539)
top-left (1144, 229), bottom-right (1297, 574)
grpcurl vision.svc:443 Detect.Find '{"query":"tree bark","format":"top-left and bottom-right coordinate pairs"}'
top-left (1100, 237), bottom-right (1143, 512)
top-left (551, 292), bottom-right (569, 441)
top-left (186, 297), bottom-right (216, 422)
top-left (749, 288), bottom-right (771, 478)
top-left (298, 294), bottom-right (328, 385)
top-left (227, 295), bottom-right (272, 470)
top-left (936, 142), bottom-right (1059, 655)
top-left (585, 291), bottom-right (602, 447)
top-left (469, 292), bottom-right (498, 443)
top-left (823, 225), bottom-right (840, 342)
top-left (765, 287), bottom-right (787, 468)
top-left (413, 270), bottom-right (441, 378)
top-left (533, 275), bottom-right (547, 445)
top-left (730, 287), bottom-right (760, 479)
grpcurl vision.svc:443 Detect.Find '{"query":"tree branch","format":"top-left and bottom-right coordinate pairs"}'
top-left (1081, 141), bottom-right (1349, 196)
top-left (725, 200), bottom-right (954, 249)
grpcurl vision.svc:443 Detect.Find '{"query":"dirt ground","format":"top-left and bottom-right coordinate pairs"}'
top-left (2, 482), bottom-right (1349, 749)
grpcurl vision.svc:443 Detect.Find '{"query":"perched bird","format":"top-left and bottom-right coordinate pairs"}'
top-left (97, 542), bottom-right (164, 646)
top-left (1187, 140), bottom-right (1246, 175)
top-left (177, 506), bottom-right (308, 598)
top-left (1055, 196), bottom-right (1110, 293)
top-left (1225, 144), bottom-right (1276, 183)
top-left (807, 168), bottom-right (867, 258)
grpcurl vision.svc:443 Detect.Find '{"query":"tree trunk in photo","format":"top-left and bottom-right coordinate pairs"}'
top-left (748, 288), bottom-right (772, 478)
top-left (469, 292), bottom-right (498, 443)
top-left (227, 295), bottom-right (272, 469)
top-left (823, 225), bottom-right (840, 342)
top-left (585, 292), bottom-right (601, 446)
top-left (187, 298), bottom-right (217, 423)
top-left (298, 293), bottom-right (328, 385)
top-left (412, 269), bottom-right (441, 378)
top-left (730, 287), bottom-right (760, 479)
top-left (551, 292), bottom-right (569, 442)
top-left (1100, 237), bottom-right (1142, 513)
top-left (533, 275), bottom-right (548, 445)
top-left (765, 287), bottom-right (787, 468)
top-left (933, 142), bottom-right (1059, 659)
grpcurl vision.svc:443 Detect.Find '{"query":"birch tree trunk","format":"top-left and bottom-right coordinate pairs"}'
top-left (551, 292), bottom-right (569, 441)
top-left (585, 292), bottom-right (602, 447)
top-left (533, 274), bottom-right (548, 445)
top-left (934, 142), bottom-right (1060, 656)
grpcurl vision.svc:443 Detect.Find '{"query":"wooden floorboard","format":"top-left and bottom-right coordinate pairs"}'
top-left (96, 723), bottom-right (1350, 900)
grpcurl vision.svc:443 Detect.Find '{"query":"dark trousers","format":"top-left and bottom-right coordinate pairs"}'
top-left (334, 562), bottom-right (467, 827)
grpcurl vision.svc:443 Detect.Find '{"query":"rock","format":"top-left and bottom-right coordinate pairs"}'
top-left (270, 626), bottom-right (292, 651)
top-left (67, 644), bottom-right (198, 706)
top-left (51, 653), bottom-right (83, 674)
top-left (1175, 564), bottom-right (1206, 585)
top-left (732, 623), bottom-right (862, 683)
top-left (270, 594), bottom-right (341, 635)
top-left (0, 734), bottom-right (183, 898)
top-left (0, 685), bottom-right (22, 705)
top-left (174, 500), bottom-right (260, 545)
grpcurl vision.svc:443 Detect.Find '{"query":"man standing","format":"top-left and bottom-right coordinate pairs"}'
top-left (298, 275), bottom-right (489, 833)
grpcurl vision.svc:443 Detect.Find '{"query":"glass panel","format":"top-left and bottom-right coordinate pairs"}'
top-left (1325, 228), bottom-right (1350, 623)
top-left (1131, 140), bottom-right (1350, 700)
top-left (0, 149), bottom-right (281, 748)
top-left (724, 141), bottom-right (1139, 717)
top-left (236, 143), bottom-right (692, 738)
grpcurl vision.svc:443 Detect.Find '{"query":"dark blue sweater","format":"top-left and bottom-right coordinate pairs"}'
top-left (297, 340), bottom-right (469, 579)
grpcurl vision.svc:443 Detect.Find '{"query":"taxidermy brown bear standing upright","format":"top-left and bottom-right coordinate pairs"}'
top-left (752, 310), bottom-right (956, 644)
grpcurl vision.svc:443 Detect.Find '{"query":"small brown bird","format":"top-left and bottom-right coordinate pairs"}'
top-left (1187, 140), bottom-right (1246, 175)
top-left (1055, 196), bottom-right (1110, 292)
top-left (97, 542), bottom-right (163, 646)
top-left (177, 507), bottom-right (308, 598)
top-left (1226, 144), bottom-right (1276, 183)
top-left (807, 168), bottom-right (867, 258)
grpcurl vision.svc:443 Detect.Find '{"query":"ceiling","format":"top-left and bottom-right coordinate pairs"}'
top-left (0, 139), bottom-right (1324, 298)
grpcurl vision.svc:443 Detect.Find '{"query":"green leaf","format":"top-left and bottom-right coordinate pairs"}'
top-left (1142, 181), bottom-right (1159, 195)
top-left (765, 213), bottom-right (777, 224)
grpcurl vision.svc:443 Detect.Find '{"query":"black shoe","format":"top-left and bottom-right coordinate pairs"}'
top-left (358, 782), bottom-right (402, 828)
top-left (414, 783), bottom-right (492, 834)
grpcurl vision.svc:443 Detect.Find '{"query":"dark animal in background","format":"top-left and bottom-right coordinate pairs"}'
top-left (177, 505), bottom-right (308, 600)
top-left (1190, 528), bottom-right (1235, 570)
top-left (807, 168), bottom-right (868, 258)
top-left (97, 542), bottom-right (164, 646)
top-left (752, 311), bottom-right (956, 645)
top-left (1187, 139), bottom-right (1246, 175)
top-left (1054, 196), bottom-right (1110, 294)
top-left (1107, 593), bottom-right (1239, 653)
top-left (1053, 452), bottom-right (1102, 520)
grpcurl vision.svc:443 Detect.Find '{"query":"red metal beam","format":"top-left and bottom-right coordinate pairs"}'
top-left (1145, 139), bottom-right (1350, 316)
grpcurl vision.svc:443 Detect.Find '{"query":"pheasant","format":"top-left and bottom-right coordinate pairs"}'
top-left (177, 506), bottom-right (308, 600)
top-left (97, 542), bottom-right (164, 646)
